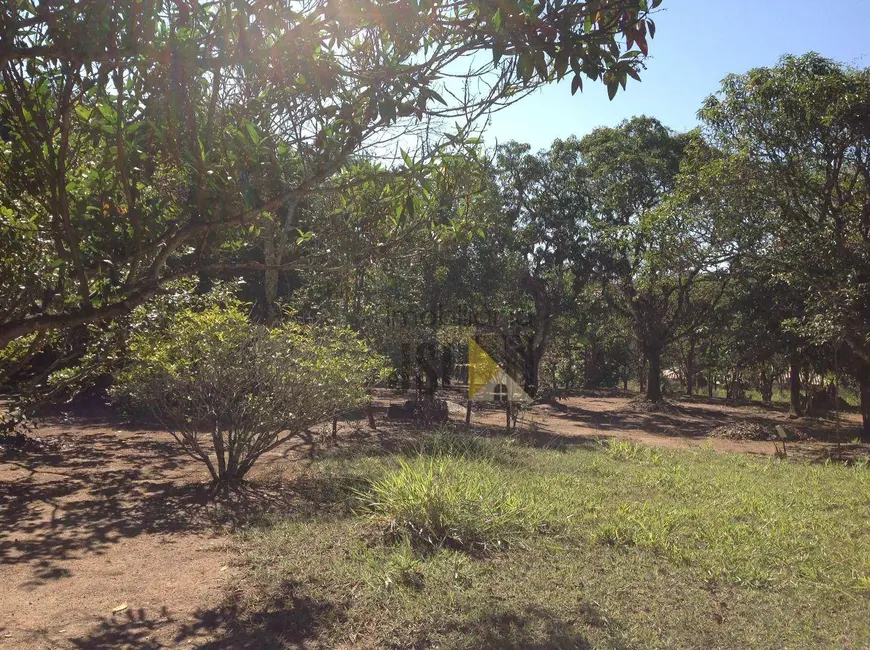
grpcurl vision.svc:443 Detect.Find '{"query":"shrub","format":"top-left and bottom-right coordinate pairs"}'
top-left (3, 279), bottom-right (239, 407)
top-left (361, 456), bottom-right (540, 553)
top-left (115, 306), bottom-right (388, 489)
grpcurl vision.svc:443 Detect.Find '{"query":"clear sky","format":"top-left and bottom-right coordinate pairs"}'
top-left (484, 0), bottom-right (870, 150)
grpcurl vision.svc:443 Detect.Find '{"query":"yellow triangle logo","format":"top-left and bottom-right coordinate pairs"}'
top-left (468, 338), bottom-right (500, 400)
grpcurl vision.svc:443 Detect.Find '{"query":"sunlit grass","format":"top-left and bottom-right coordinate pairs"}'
top-left (235, 428), bottom-right (870, 648)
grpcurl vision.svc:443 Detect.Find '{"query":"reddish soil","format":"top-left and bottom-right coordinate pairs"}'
top-left (1, 393), bottom-right (866, 648)
top-left (0, 422), bottom-right (236, 649)
top-left (465, 393), bottom-right (868, 462)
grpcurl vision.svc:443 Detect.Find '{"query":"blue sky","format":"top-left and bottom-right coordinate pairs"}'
top-left (484, 0), bottom-right (870, 150)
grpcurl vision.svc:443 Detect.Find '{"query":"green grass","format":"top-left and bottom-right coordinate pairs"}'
top-left (362, 456), bottom-right (546, 553)
top-left (234, 429), bottom-right (870, 649)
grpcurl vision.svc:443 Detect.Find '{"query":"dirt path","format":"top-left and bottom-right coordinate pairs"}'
top-left (463, 393), bottom-right (867, 461)
top-left (0, 423), bottom-right (233, 649)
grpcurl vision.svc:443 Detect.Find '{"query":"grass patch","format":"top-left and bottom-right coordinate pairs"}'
top-left (233, 430), bottom-right (870, 649)
top-left (407, 425), bottom-right (522, 465)
top-left (361, 455), bottom-right (545, 553)
top-left (599, 437), bottom-right (663, 463)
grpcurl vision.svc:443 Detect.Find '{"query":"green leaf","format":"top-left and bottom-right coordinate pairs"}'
top-left (518, 52), bottom-right (533, 83)
top-left (295, 230), bottom-right (314, 245)
top-left (554, 50), bottom-right (570, 79)
top-left (97, 103), bottom-right (117, 122)
top-left (427, 89), bottom-right (447, 106)
top-left (571, 75), bottom-right (583, 95)
top-left (245, 122), bottom-right (261, 144)
top-left (492, 40), bottom-right (506, 65)
top-left (492, 9), bottom-right (502, 30)
top-left (533, 52), bottom-right (548, 80)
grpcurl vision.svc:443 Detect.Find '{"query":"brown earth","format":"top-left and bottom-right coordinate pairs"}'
top-left (1, 392), bottom-right (867, 648)
top-left (466, 392), bottom-right (867, 462)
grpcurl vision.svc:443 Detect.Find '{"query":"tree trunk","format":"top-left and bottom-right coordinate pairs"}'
top-left (416, 342), bottom-right (438, 398)
top-left (727, 368), bottom-right (743, 400)
top-left (639, 356), bottom-right (647, 394)
top-left (685, 341), bottom-right (695, 396)
top-left (859, 372), bottom-right (870, 439)
top-left (523, 320), bottom-right (549, 399)
top-left (789, 354), bottom-right (803, 417)
top-left (262, 199), bottom-right (299, 325)
top-left (213, 426), bottom-right (227, 481)
top-left (760, 371), bottom-right (774, 403)
top-left (441, 345), bottom-right (453, 386)
top-left (646, 347), bottom-right (662, 402)
top-left (706, 333), bottom-right (715, 398)
top-left (263, 219), bottom-right (282, 325)
top-left (400, 344), bottom-right (411, 391)
top-left (525, 348), bottom-right (541, 399)
top-left (367, 402), bottom-right (377, 430)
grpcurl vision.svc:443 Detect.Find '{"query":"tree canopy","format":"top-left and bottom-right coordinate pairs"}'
top-left (0, 0), bottom-right (660, 346)
top-left (3, 10), bottom-right (870, 440)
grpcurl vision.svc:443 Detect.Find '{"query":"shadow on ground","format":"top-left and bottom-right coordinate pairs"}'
top-left (423, 602), bottom-right (636, 650)
top-left (536, 397), bottom-right (865, 444)
top-left (67, 593), bottom-right (636, 650)
top-left (0, 422), bottom-right (320, 580)
top-left (66, 583), bottom-right (341, 649)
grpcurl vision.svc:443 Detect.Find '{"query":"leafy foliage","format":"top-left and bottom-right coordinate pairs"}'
top-left (0, 0), bottom-right (659, 348)
top-left (700, 53), bottom-right (870, 424)
top-left (580, 118), bottom-right (748, 401)
top-left (115, 305), bottom-right (388, 485)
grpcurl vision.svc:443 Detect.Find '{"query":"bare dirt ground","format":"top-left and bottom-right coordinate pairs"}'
top-left (1, 392), bottom-right (867, 649)
top-left (467, 392), bottom-right (868, 462)
top-left (0, 421), bottom-right (235, 649)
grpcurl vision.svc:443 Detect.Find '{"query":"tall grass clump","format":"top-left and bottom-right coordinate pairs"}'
top-left (410, 426), bottom-right (520, 466)
top-left (599, 437), bottom-right (662, 463)
top-left (361, 456), bottom-right (541, 553)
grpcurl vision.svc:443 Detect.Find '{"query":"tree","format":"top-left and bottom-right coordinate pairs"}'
top-left (280, 151), bottom-right (501, 395)
top-left (116, 305), bottom-right (387, 489)
top-left (581, 118), bottom-right (759, 402)
top-left (0, 0), bottom-right (661, 350)
top-left (700, 53), bottom-right (870, 434)
top-left (493, 138), bottom-right (591, 396)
